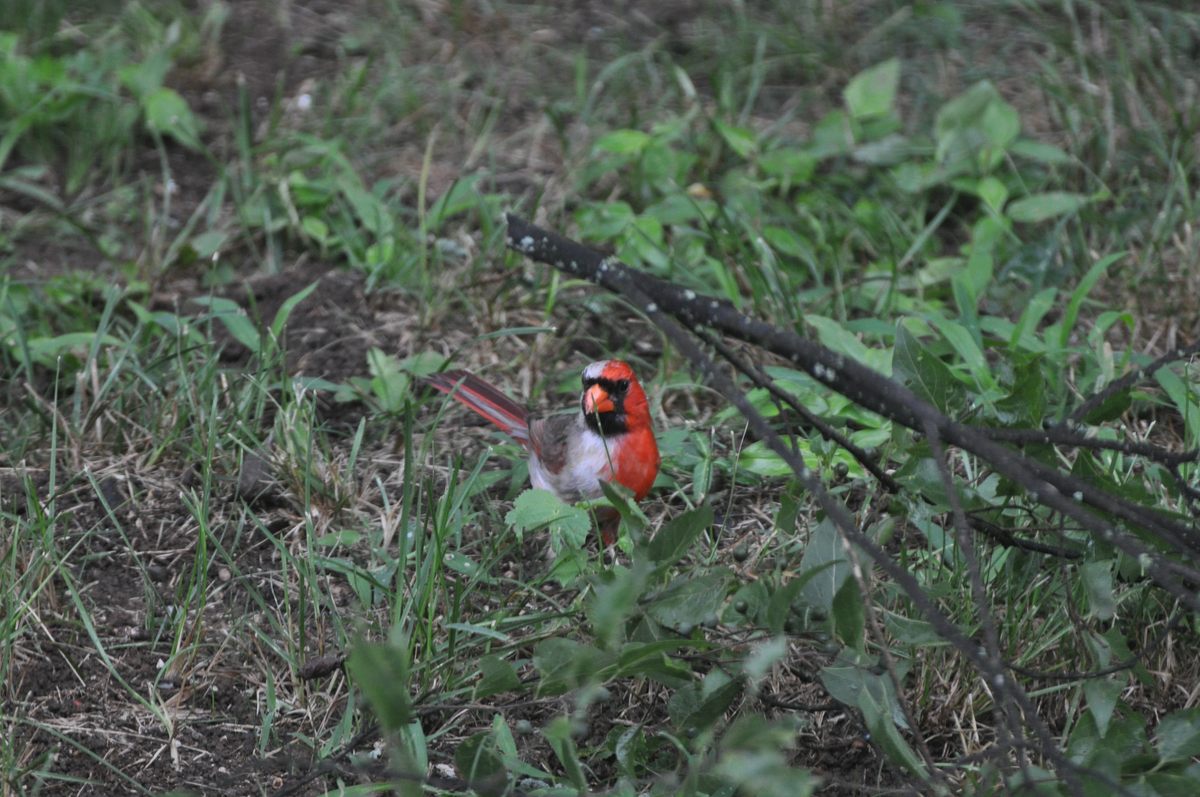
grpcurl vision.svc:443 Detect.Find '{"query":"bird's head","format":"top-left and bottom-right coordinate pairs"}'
top-left (580, 359), bottom-right (651, 436)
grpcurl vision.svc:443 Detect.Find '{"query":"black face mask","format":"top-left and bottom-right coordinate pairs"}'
top-left (582, 376), bottom-right (630, 436)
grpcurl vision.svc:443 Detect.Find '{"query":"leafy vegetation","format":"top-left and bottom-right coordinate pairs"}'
top-left (3, 1), bottom-right (1199, 795)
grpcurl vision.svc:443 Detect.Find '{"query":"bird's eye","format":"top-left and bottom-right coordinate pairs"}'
top-left (618, 379), bottom-right (630, 392)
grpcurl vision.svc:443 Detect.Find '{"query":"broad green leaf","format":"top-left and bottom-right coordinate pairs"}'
top-left (1155, 708), bottom-right (1200, 763)
top-left (714, 119), bottom-right (757, 158)
top-left (1082, 389), bottom-right (1132, 425)
top-left (935, 82), bottom-right (1018, 169)
top-left (715, 751), bottom-right (816, 797)
top-left (645, 570), bottom-right (731, 630)
top-left (715, 717), bottom-right (816, 797)
top-left (367, 348), bottom-right (410, 413)
top-left (883, 613), bottom-right (948, 647)
top-left (669, 675), bottom-right (743, 733)
top-left (347, 642), bottom-right (413, 732)
top-left (831, 577), bottom-right (865, 648)
top-left (859, 682), bottom-right (928, 777)
top-left (1080, 560), bottom-right (1116, 621)
top-left (1007, 191), bottom-right (1089, 223)
top-left (976, 176), bottom-right (1008, 213)
top-left (1058, 251), bottom-right (1124, 350)
top-left (616, 640), bottom-right (695, 686)
top-left (532, 638), bottom-right (614, 693)
top-left (588, 563), bottom-right (649, 648)
top-left (192, 296), bottom-right (261, 353)
top-left (190, 230), bottom-right (227, 259)
top-left (995, 355), bottom-right (1048, 425)
top-left (724, 580), bottom-right (771, 626)
top-left (759, 147), bottom-right (817, 184)
top-left (1009, 287), bottom-right (1057, 352)
top-left (26, 332), bottom-right (123, 366)
top-left (301, 216), bottom-right (328, 243)
top-left (1155, 367), bottom-right (1200, 447)
top-left (142, 87), bottom-right (202, 149)
top-left (1010, 138), bottom-right (1072, 165)
top-left (799, 518), bottom-right (849, 613)
top-left (893, 323), bottom-right (959, 413)
top-left (595, 129), bottom-right (652, 155)
top-left (270, 281), bottom-right (319, 340)
top-left (543, 717), bottom-right (587, 789)
top-left (506, 489), bottom-right (591, 546)
top-left (738, 439), bottom-right (817, 478)
top-left (925, 314), bottom-right (992, 389)
top-left (455, 732), bottom-right (506, 787)
top-left (1084, 676), bottom-right (1124, 738)
top-left (844, 58), bottom-right (900, 120)
top-left (807, 315), bottom-right (873, 365)
top-left (647, 505), bottom-right (712, 567)
top-left (820, 653), bottom-right (907, 729)
top-left (765, 562), bottom-right (838, 633)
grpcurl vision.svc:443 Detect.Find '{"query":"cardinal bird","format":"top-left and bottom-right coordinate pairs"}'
top-left (424, 360), bottom-right (660, 545)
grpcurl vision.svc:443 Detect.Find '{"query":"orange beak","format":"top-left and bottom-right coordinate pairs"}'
top-left (584, 383), bottom-right (615, 415)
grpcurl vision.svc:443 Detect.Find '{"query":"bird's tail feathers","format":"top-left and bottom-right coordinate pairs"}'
top-left (424, 370), bottom-right (531, 446)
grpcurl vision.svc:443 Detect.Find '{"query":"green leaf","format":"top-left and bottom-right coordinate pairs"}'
top-left (893, 323), bottom-right (959, 413)
top-left (598, 479), bottom-right (648, 542)
top-left (645, 570), bottom-right (731, 630)
top-left (1084, 676), bottom-right (1124, 738)
top-left (1156, 367), bottom-right (1200, 447)
top-left (844, 58), bottom-right (900, 120)
top-left (820, 654), bottom-right (907, 729)
top-left (1155, 708), bottom-right (1200, 763)
top-left (935, 81), bottom-right (1019, 170)
top-left (976, 176), bottom-right (1008, 213)
top-left (142, 87), bottom-right (202, 150)
top-left (588, 563), bottom-right (649, 648)
top-left (831, 577), bottom-right (865, 648)
top-left (995, 355), bottom-right (1048, 425)
top-left (858, 682), bottom-right (928, 777)
top-left (366, 348), bottom-right (410, 413)
top-left (1082, 388), bottom-right (1132, 425)
top-left (1010, 138), bottom-right (1072, 165)
top-left (715, 717), bottom-right (816, 797)
top-left (1009, 287), bottom-right (1056, 352)
top-left (714, 119), bottom-right (757, 158)
top-left (738, 438), bottom-right (816, 478)
top-left (455, 732), bottom-right (506, 788)
top-left (532, 638), bottom-right (614, 693)
top-left (1059, 252), bottom-right (1124, 351)
top-left (506, 489), bottom-right (592, 546)
top-left (765, 563), bottom-right (837, 633)
top-left (669, 675), bottom-right (743, 734)
top-left (647, 505), bottom-right (712, 567)
top-left (269, 281), bottom-right (319, 340)
top-left (347, 642), bottom-right (413, 732)
top-left (725, 580), bottom-right (771, 626)
top-left (192, 296), bottom-right (261, 353)
top-left (190, 230), bottom-right (227, 260)
top-left (543, 717), bottom-right (587, 789)
top-left (925, 314), bottom-right (992, 389)
top-left (1080, 560), bottom-right (1116, 621)
top-left (715, 751), bottom-right (816, 797)
top-left (1007, 191), bottom-right (1090, 223)
top-left (595, 129), bottom-right (652, 155)
top-left (799, 518), bottom-right (849, 613)
top-left (25, 332), bottom-right (124, 366)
